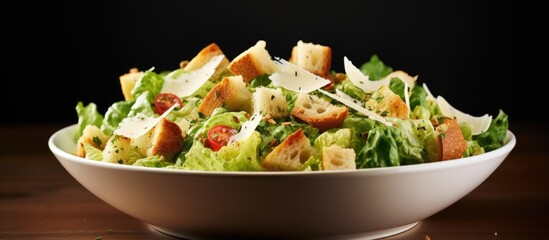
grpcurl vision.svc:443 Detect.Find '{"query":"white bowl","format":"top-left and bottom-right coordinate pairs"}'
top-left (48, 124), bottom-right (516, 239)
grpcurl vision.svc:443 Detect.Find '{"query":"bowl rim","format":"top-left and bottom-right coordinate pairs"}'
top-left (48, 124), bottom-right (516, 177)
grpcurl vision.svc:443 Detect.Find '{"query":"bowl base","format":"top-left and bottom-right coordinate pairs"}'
top-left (151, 221), bottom-right (419, 240)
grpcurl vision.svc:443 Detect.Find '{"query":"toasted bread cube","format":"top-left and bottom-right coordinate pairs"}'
top-left (102, 135), bottom-right (132, 164)
top-left (119, 68), bottom-right (143, 101)
top-left (252, 87), bottom-right (288, 119)
top-left (365, 85), bottom-right (408, 119)
top-left (76, 125), bottom-right (110, 158)
top-left (227, 40), bottom-right (277, 82)
top-left (182, 43), bottom-right (230, 81)
top-left (262, 129), bottom-right (314, 171)
top-left (198, 75), bottom-right (252, 117)
top-left (437, 118), bottom-right (467, 160)
top-left (133, 118), bottom-right (185, 161)
top-left (291, 93), bottom-right (348, 132)
top-left (322, 145), bottom-right (356, 170)
top-left (289, 40), bottom-right (332, 76)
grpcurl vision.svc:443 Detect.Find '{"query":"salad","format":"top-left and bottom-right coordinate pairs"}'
top-left (74, 40), bottom-right (509, 171)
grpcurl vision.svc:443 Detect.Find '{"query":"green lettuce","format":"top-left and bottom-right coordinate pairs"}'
top-left (217, 131), bottom-right (264, 171)
top-left (131, 67), bottom-right (164, 102)
top-left (181, 141), bottom-right (225, 171)
top-left (75, 102), bottom-right (104, 140)
top-left (342, 114), bottom-right (377, 154)
top-left (356, 118), bottom-right (438, 168)
top-left (359, 54), bottom-right (393, 80)
top-left (335, 79), bottom-right (367, 100)
top-left (474, 110), bottom-right (509, 152)
top-left (83, 143), bottom-right (103, 161)
top-left (181, 131), bottom-right (263, 171)
top-left (100, 100), bottom-right (133, 136)
top-left (133, 155), bottom-right (172, 168)
top-left (314, 128), bottom-right (352, 151)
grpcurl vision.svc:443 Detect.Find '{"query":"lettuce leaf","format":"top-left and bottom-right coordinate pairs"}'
top-left (314, 128), bottom-right (352, 151)
top-left (75, 101), bottom-right (104, 140)
top-left (130, 67), bottom-right (164, 103)
top-left (473, 110), bottom-right (509, 152)
top-left (100, 100), bottom-right (133, 136)
top-left (359, 54), bottom-right (393, 80)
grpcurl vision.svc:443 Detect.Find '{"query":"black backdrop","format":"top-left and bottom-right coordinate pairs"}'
top-left (2, 0), bottom-right (541, 125)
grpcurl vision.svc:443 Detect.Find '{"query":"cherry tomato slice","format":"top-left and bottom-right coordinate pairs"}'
top-left (206, 125), bottom-right (238, 151)
top-left (154, 93), bottom-right (182, 115)
top-left (323, 77), bottom-right (335, 90)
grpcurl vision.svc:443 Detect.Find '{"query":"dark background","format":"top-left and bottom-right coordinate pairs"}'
top-left (2, 0), bottom-right (542, 126)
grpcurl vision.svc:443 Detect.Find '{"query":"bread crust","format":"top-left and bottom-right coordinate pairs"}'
top-left (262, 129), bottom-right (314, 171)
top-left (289, 40), bottom-right (332, 76)
top-left (182, 43), bottom-right (230, 81)
top-left (437, 118), bottom-right (467, 160)
top-left (291, 93), bottom-right (348, 132)
top-left (227, 40), bottom-right (277, 82)
top-left (149, 118), bottom-right (184, 160)
top-left (198, 75), bottom-right (252, 117)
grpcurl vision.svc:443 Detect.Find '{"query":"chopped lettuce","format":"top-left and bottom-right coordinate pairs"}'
top-left (72, 52), bottom-right (510, 171)
top-left (314, 128), bottom-right (353, 151)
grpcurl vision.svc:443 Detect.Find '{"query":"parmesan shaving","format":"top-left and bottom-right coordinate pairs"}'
top-left (319, 89), bottom-right (392, 126)
top-left (229, 113), bottom-right (263, 144)
top-left (269, 57), bottom-right (331, 93)
top-left (436, 96), bottom-right (492, 135)
top-left (336, 89), bottom-right (365, 106)
top-left (114, 103), bottom-right (179, 139)
top-left (161, 55), bottom-right (225, 97)
top-left (404, 82), bottom-right (411, 117)
top-left (344, 56), bottom-right (390, 93)
top-left (422, 83), bottom-right (436, 101)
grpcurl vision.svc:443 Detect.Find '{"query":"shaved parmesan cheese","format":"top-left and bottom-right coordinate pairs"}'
top-left (436, 96), bottom-right (492, 135)
top-left (319, 89), bottom-right (392, 126)
top-left (422, 83), bottom-right (436, 101)
top-left (229, 113), bottom-right (263, 144)
top-left (336, 89), bottom-right (364, 106)
top-left (344, 56), bottom-right (390, 93)
top-left (404, 82), bottom-right (411, 116)
top-left (269, 57), bottom-right (331, 93)
top-left (114, 104), bottom-right (178, 139)
top-left (161, 55), bottom-right (225, 97)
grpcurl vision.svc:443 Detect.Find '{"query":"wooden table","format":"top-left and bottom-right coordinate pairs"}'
top-left (1, 123), bottom-right (547, 239)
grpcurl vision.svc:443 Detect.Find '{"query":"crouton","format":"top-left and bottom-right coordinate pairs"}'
top-left (262, 129), bottom-right (314, 171)
top-left (436, 118), bottom-right (467, 160)
top-left (227, 40), bottom-right (277, 82)
top-left (102, 135), bottom-right (132, 164)
top-left (182, 43), bottom-right (230, 81)
top-left (133, 118), bottom-right (185, 161)
top-left (198, 75), bottom-right (252, 117)
top-left (76, 125), bottom-right (110, 158)
top-left (322, 145), bottom-right (356, 170)
top-left (289, 40), bottom-right (332, 76)
top-left (365, 85), bottom-right (408, 119)
top-left (119, 68), bottom-right (143, 101)
top-left (252, 87), bottom-right (288, 119)
top-left (291, 93), bottom-right (348, 132)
